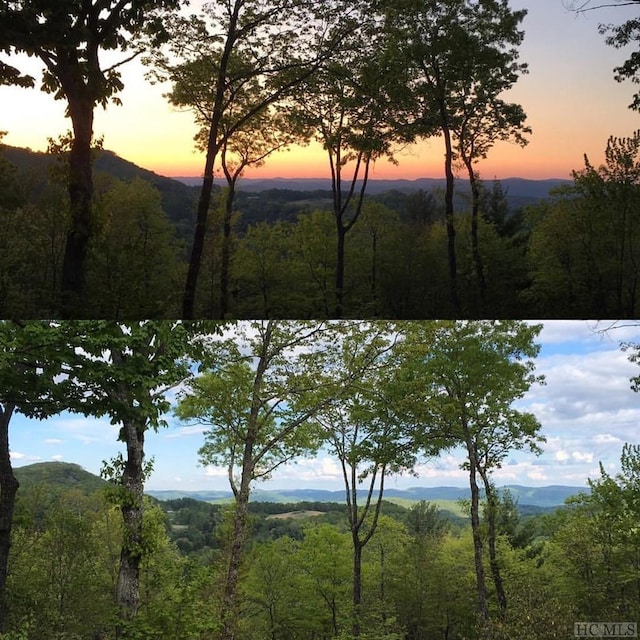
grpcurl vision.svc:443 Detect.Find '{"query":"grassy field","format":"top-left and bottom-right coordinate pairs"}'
top-left (265, 510), bottom-right (324, 520)
top-left (385, 496), bottom-right (469, 518)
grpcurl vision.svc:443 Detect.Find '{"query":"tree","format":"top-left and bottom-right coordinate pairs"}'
top-left (87, 177), bottom-right (185, 318)
top-left (53, 321), bottom-right (197, 637)
top-left (311, 322), bottom-right (424, 637)
top-left (452, 0), bottom-right (530, 313)
top-left (565, 0), bottom-right (640, 111)
top-left (292, 25), bottom-right (406, 317)
top-left (241, 536), bottom-right (307, 639)
top-left (297, 523), bottom-right (352, 637)
top-left (0, 1), bottom-right (182, 314)
top-left (231, 221), bottom-right (299, 317)
top-left (147, 1), bottom-right (363, 318)
top-left (175, 321), bottom-right (345, 640)
top-left (7, 491), bottom-right (116, 638)
top-left (401, 321), bottom-right (544, 622)
top-left (159, 47), bottom-right (304, 318)
top-left (0, 321), bottom-right (76, 633)
top-left (383, 0), bottom-right (529, 317)
top-left (542, 445), bottom-right (640, 625)
top-left (527, 133), bottom-right (640, 317)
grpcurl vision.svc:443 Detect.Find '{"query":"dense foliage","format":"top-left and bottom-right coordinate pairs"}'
top-left (0, 321), bottom-right (637, 639)
top-left (5, 452), bottom-right (640, 640)
top-left (3, 132), bottom-right (640, 317)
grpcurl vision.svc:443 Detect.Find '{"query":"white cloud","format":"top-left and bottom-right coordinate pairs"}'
top-left (537, 320), bottom-right (602, 344)
top-left (278, 456), bottom-right (344, 483)
top-left (11, 451), bottom-right (42, 462)
top-left (593, 433), bottom-right (623, 444)
top-left (555, 451), bottom-right (570, 462)
top-left (44, 438), bottom-right (64, 445)
top-left (164, 425), bottom-right (206, 439)
top-left (203, 466), bottom-right (227, 478)
top-left (527, 468), bottom-right (548, 482)
top-left (51, 454), bottom-right (64, 461)
top-left (572, 451), bottom-right (594, 463)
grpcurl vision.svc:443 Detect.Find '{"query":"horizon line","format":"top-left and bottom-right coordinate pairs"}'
top-left (167, 174), bottom-right (572, 183)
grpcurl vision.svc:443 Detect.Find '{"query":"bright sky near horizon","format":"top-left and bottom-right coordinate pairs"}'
top-left (1, 2), bottom-right (640, 181)
top-left (8, 321), bottom-right (640, 493)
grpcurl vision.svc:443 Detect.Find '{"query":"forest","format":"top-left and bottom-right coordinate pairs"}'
top-left (2, 0), bottom-right (640, 319)
top-left (1, 320), bottom-right (640, 640)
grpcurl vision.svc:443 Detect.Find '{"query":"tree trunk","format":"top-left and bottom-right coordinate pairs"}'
top-left (219, 182), bottom-right (236, 319)
top-left (440, 112), bottom-right (460, 317)
top-left (0, 403), bottom-right (18, 634)
top-left (370, 228), bottom-right (379, 315)
top-left (220, 475), bottom-right (252, 640)
top-left (182, 5), bottom-right (241, 320)
top-left (183, 170), bottom-right (217, 319)
top-left (115, 418), bottom-right (145, 639)
top-left (61, 94), bottom-right (95, 316)
top-left (479, 471), bottom-right (507, 615)
top-left (335, 225), bottom-right (346, 318)
top-left (352, 537), bottom-right (363, 638)
top-left (465, 160), bottom-right (487, 316)
top-left (466, 440), bottom-right (488, 620)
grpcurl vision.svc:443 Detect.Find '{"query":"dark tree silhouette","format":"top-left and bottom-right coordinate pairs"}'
top-left (0, 1), bottom-right (182, 315)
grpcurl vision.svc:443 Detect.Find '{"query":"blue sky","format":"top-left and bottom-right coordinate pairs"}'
top-left (8, 321), bottom-right (640, 492)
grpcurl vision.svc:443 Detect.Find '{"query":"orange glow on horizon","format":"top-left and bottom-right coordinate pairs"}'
top-left (152, 139), bottom-right (578, 183)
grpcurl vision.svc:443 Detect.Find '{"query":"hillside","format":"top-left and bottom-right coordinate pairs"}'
top-left (12, 462), bottom-right (586, 509)
top-left (2, 145), bottom-right (566, 238)
top-left (2, 145), bottom-right (199, 239)
top-left (14, 461), bottom-right (107, 495)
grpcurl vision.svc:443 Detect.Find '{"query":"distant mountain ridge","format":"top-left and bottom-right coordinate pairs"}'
top-left (2, 145), bottom-right (569, 231)
top-left (174, 175), bottom-right (571, 203)
top-left (12, 463), bottom-right (587, 508)
top-left (147, 484), bottom-right (587, 508)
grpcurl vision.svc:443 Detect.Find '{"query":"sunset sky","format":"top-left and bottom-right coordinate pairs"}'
top-left (9, 321), bottom-right (640, 492)
top-left (1, 1), bottom-right (639, 181)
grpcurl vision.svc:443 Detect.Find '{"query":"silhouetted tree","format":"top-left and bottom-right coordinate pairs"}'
top-left (0, 0), bottom-right (182, 314)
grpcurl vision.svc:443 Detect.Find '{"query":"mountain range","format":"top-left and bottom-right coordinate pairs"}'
top-left (175, 175), bottom-right (571, 205)
top-left (14, 462), bottom-right (587, 508)
top-left (146, 484), bottom-right (586, 508)
top-left (3, 145), bottom-right (569, 223)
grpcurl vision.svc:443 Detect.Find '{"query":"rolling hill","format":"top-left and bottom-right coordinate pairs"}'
top-left (14, 461), bottom-right (107, 495)
top-left (12, 462), bottom-right (585, 513)
top-left (2, 145), bottom-right (200, 239)
top-left (2, 145), bottom-right (568, 237)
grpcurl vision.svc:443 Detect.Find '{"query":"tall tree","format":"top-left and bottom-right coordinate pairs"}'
top-left (453, 0), bottom-right (530, 313)
top-left (383, 0), bottom-right (529, 317)
top-left (175, 321), bottom-right (340, 640)
top-left (401, 321), bottom-right (544, 622)
top-left (54, 321), bottom-right (197, 637)
top-left (311, 321), bottom-right (439, 636)
top-left (148, 1), bottom-right (362, 318)
top-left (292, 27), bottom-right (405, 317)
top-left (0, 0), bottom-right (182, 314)
top-left (158, 48), bottom-right (303, 317)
